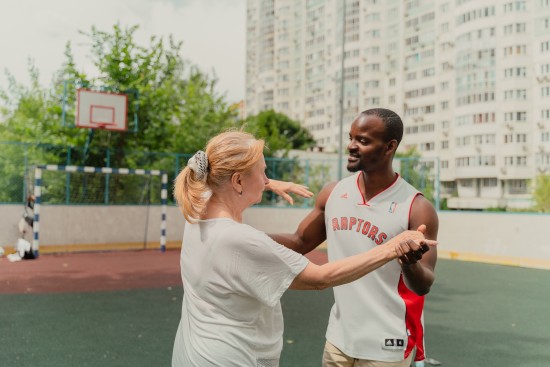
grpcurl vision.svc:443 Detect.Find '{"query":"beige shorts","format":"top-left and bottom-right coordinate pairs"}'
top-left (322, 340), bottom-right (413, 367)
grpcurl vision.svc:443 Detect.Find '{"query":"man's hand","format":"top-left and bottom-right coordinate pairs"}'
top-left (398, 224), bottom-right (432, 266)
top-left (265, 179), bottom-right (314, 205)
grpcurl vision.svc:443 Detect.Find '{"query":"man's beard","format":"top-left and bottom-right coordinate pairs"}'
top-left (347, 163), bottom-right (360, 173)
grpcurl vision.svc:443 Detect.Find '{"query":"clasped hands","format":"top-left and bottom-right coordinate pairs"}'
top-left (391, 224), bottom-right (437, 265)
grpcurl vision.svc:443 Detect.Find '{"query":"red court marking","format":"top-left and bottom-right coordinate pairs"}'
top-left (0, 249), bottom-right (328, 294)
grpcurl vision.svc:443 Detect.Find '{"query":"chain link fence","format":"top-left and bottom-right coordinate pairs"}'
top-left (0, 141), bottom-right (439, 209)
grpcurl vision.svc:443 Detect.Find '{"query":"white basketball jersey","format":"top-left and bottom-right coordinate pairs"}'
top-left (325, 172), bottom-right (422, 362)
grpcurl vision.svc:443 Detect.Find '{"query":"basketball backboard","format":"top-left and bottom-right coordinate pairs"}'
top-left (76, 89), bottom-right (127, 131)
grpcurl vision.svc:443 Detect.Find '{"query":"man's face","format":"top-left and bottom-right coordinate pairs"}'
top-left (346, 114), bottom-right (391, 173)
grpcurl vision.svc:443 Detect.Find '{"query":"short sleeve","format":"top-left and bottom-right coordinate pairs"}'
top-left (224, 224), bottom-right (309, 308)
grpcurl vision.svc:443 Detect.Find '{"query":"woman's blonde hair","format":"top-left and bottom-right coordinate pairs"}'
top-left (173, 130), bottom-right (265, 223)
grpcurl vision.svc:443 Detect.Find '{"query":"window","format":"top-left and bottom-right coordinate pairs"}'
top-left (508, 179), bottom-right (528, 194)
top-left (483, 178), bottom-right (497, 187)
top-left (420, 142), bottom-right (435, 151)
top-left (365, 80), bottom-right (380, 88)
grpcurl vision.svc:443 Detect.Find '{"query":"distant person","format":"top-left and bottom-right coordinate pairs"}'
top-left (171, 130), bottom-right (436, 367)
top-left (8, 194), bottom-right (37, 261)
top-left (270, 108), bottom-right (439, 367)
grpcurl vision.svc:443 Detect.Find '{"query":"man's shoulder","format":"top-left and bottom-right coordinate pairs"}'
top-left (411, 194), bottom-right (437, 213)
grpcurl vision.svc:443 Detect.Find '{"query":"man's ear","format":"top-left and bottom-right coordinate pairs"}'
top-left (231, 172), bottom-right (243, 194)
top-left (387, 139), bottom-right (398, 156)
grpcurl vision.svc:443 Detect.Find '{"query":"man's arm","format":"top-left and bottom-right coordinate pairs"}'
top-left (401, 195), bottom-right (439, 295)
top-left (268, 182), bottom-right (336, 255)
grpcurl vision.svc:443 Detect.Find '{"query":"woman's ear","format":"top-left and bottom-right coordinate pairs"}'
top-left (231, 172), bottom-right (243, 195)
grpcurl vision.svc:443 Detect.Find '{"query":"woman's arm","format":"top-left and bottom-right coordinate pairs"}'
top-left (289, 228), bottom-right (436, 290)
top-left (265, 179), bottom-right (313, 205)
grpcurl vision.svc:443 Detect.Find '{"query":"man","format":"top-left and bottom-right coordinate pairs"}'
top-left (271, 108), bottom-right (438, 367)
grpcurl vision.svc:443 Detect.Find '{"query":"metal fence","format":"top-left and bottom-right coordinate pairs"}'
top-left (0, 141), bottom-right (439, 209)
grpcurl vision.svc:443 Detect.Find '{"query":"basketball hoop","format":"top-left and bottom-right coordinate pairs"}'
top-left (92, 122), bottom-right (112, 130)
top-left (76, 89), bottom-right (128, 132)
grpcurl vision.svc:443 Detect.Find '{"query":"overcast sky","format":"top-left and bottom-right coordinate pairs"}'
top-left (0, 0), bottom-right (246, 103)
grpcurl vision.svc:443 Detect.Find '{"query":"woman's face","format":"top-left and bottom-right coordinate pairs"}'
top-left (242, 155), bottom-right (269, 205)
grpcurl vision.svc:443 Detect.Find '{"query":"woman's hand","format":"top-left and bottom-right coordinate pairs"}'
top-left (389, 225), bottom-right (437, 262)
top-left (265, 179), bottom-right (314, 205)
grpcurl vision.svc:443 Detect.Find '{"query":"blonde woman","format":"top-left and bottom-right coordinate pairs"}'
top-left (171, 130), bottom-right (436, 367)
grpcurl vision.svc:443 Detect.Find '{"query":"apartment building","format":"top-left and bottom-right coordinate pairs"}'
top-left (246, 0), bottom-right (550, 210)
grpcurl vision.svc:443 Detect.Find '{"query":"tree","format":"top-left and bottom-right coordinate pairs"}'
top-left (1, 24), bottom-right (234, 167)
top-left (0, 24), bottom-right (234, 203)
top-left (533, 174), bottom-right (550, 212)
top-left (234, 110), bottom-right (316, 205)
top-left (396, 147), bottom-right (435, 203)
top-left (240, 110), bottom-right (316, 157)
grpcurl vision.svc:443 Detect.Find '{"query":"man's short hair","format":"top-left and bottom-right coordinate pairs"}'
top-left (360, 108), bottom-right (404, 145)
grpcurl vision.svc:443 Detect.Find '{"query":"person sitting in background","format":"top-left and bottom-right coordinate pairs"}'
top-left (171, 129), bottom-right (436, 367)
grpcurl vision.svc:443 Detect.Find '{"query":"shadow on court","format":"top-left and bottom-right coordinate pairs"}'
top-left (1, 258), bottom-right (549, 366)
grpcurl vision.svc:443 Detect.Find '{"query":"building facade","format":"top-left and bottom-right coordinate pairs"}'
top-left (246, 0), bottom-right (550, 210)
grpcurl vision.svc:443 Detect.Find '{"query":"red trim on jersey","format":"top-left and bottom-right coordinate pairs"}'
top-left (356, 172), bottom-right (400, 205)
top-left (404, 191), bottom-right (426, 360)
top-left (408, 192), bottom-right (423, 229)
top-left (398, 276), bottom-right (425, 360)
top-left (415, 316), bottom-right (426, 362)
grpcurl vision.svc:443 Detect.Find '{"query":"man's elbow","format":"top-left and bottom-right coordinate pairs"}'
top-left (413, 285), bottom-right (431, 296)
top-left (411, 278), bottom-right (435, 296)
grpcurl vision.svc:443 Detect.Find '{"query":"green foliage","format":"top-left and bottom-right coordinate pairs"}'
top-left (395, 146), bottom-right (420, 159)
top-left (236, 110), bottom-right (316, 205)
top-left (484, 207), bottom-right (507, 212)
top-left (1, 24), bottom-right (234, 167)
top-left (533, 174), bottom-right (550, 212)
top-left (0, 24), bottom-right (236, 203)
top-left (260, 157), bottom-right (330, 207)
top-left (396, 148), bottom-right (435, 203)
top-left (240, 110), bottom-right (316, 157)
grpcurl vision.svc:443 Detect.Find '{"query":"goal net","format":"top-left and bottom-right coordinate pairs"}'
top-left (31, 165), bottom-right (168, 256)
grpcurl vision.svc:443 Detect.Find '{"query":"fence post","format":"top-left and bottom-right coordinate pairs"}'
top-left (66, 146), bottom-right (72, 204)
top-left (22, 144), bottom-right (29, 204)
top-left (105, 148), bottom-right (111, 204)
top-left (303, 159), bottom-right (310, 207)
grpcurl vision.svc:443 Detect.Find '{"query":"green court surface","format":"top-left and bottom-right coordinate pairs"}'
top-left (1, 259), bottom-right (549, 366)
